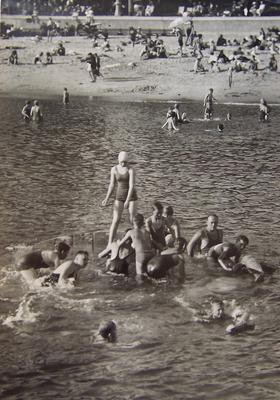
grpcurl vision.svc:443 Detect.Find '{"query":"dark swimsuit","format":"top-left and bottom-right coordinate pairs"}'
top-left (21, 251), bottom-right (51, 270)
top-left (200, 229), bottom-right (223, 255)
top-left (115, 167), bottom-right (137, 202)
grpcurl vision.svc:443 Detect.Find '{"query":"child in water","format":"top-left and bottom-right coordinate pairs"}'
top-left (162, 107), bottom-right (179, 131)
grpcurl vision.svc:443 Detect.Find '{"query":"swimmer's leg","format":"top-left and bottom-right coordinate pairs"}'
top-left (107, 200), bottom-right (124, 247)
top-left (128, 200), bottom-right (137, 224)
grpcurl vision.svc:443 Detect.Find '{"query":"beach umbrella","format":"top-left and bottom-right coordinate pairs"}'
top-left (168, 17), bottom-right (188, 30)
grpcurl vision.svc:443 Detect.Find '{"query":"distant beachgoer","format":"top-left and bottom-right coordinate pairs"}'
top-left (21, 100), bottom-right (32, 120)
top-left (163, 205), bottom-right (181, 239)
top-left (175, 28), bottom-right (183, 56)
top-left (30, 100), bottom-right (43, 122)
top-left (268, 54), bottom-right (277, 72)
top-left (228, 65), bottom-right (233, 88)
top-left (34, 52), bottom-right (44, 65)
top-left (46, 52), bottom-right (53, 64)
top-left (16, 241), bottom-right (70, 284)
top-left (259, 98), bottom-right (270, 122)
top-left (162, 107), bottom-right (179, 131)
top-left (99, 151), bottom-right (137, 255)
top-left (42, 250), bottom-right (88, 287)
top-left (57, 42), bottom-right (66, 56)
top-left (187, 214), bottom-right (223, 257)
top-left (82, 53), bottom-right (96, 82)
top-left (146, 201), bottom-right (169, 252)
top-left (8, 49), bottom-right (18, 65)
top-left (218, 123), bottom-right (224, 132)
top-left (63, 88), bottom-right (70, 104)
top-left (226, 113), bottom-right (232, 121)
top-left (203, 88), bottom-right (217, 120)
top-left (117, 213), bottom-right (155, 276)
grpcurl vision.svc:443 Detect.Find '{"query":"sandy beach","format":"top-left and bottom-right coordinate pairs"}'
top-left (0, 34), bottom-right (279, 103)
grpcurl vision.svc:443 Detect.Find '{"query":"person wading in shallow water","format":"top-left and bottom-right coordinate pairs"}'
top-left (99, 151), bottom-right (137, 257)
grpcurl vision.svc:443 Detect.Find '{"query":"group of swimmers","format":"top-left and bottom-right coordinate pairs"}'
top-left (15, 149), bottom-right (266, 289)
top-left (162, 88), bottom-right (271, 132)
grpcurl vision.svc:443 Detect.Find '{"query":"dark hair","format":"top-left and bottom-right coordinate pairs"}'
top-left (176, 237), bottom-right (187, 252)
top-left (133, 213), bottom-right (144, 227)
top-left (75, 250), bottom-right (89, 257)
top-left (57, 241), bottom-right (71, 253)
top-left (152, 201), bottom-right (163, 213)
top-left (236, 235), bottom-right (249, 246)
top-left (165, 205), bottom-right (174, 216)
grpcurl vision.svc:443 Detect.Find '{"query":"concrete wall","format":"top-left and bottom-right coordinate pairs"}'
top-left (2, 14), bottom-right (280, 40)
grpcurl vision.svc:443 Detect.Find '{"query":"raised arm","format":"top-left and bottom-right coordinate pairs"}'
top-left (102, 166), bottom-right (116, 206)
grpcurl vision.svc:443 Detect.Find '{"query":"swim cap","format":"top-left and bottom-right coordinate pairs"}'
top-left (118, 151), bottom-right (129, 163)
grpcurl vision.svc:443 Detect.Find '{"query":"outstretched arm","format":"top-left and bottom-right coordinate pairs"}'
top-left (218, 245), bottom-right (233, 271)
top-left (102, 167), bottom-right (116, 206)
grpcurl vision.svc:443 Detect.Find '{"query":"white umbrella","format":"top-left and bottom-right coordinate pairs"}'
top-left (168, 17), bottom-right (188, 30)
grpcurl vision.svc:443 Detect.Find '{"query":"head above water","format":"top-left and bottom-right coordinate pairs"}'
top-left (55, 241), bottom-right (71, 259)
top-left (99, 320), bottom-right (117, 342)
top-left (118, 151), bottom-right (129, 164)
top-left (235, 235), bottom-right (249, 250)
top-left (133, 213), bottom-right (144, 228)
top-left (152, 201), bottom-right (163, 217)
top-left (207, 214), bottom-right (219, 231)
top-left (164, 205), bottom-right (174, 217)
top-left (74, 250), bottom-right (89, 267)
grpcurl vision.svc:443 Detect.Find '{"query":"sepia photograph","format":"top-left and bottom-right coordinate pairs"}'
top-left (0, 0), bottom-right (280, 399)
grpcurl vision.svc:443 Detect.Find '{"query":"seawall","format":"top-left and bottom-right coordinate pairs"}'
top-left (1, 14), bottom-right (280, 40)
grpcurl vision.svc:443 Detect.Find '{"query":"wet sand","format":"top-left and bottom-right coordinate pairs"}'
top-left (0, 35), bottom-right (279, 103)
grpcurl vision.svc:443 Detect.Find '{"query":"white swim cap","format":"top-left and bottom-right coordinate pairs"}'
top-left (118, 151), bottom-right (129, 163)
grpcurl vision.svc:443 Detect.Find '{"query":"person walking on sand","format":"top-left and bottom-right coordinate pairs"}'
top-left (203, 88), bottom-right (217, 120)
top-left (30, 100), bottom-right (43, 122)
top-left (99, 151), bottom-right (137, 256)
top-left (63, 88), bottom-right (70, 104)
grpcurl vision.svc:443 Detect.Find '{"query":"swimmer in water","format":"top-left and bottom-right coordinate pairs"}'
top-left (21, 100), bottom-right (32, 120)
top-left (99, 151), bottom-right (137, 256)
top-left (187, 214), bottom-right (223, 257)
top-left (16, 241), bottom-right (71, 284)
top-left (146, 201), bottom-right (169, 252)
top-left (163, 205), bottom-right (181, 240)
top-left (259, 98), bottom-right (270, 122)
top-left (30, 100), bottom-right (43, 122)
top-left (116, 213), bottom-right (155, 277)
top-left (41, 250), bottom-right (88, 287)
top-left (98, 320), bottom-right (117, 342)
top-left (217, 123), bottom-right (224, 132)
top-left (147, 235), bottom-right (187, 279)
top-left (162, 107), bottom-right (179, 131)
top-left (203, 88), bottom-right (217, 120)
top-left (63, 87), bottom-right (70, 104)
top-left (208, 235), bottom-right (264, 282)
top-left (103, 232), bottom-right (135, 275)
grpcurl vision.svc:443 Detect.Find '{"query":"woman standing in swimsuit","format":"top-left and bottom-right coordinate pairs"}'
top-left (101, 151), bottom-right (137, 253)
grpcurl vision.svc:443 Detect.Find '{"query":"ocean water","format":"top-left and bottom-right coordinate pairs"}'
top-left (0, 96), bottom-right (280, 400)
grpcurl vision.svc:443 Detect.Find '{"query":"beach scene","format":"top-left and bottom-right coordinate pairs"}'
top-left (1, 1), bottom-right (280, 399)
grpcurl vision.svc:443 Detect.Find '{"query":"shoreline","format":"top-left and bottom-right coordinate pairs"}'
top-left (0, 35), bottom-right (280, 104)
